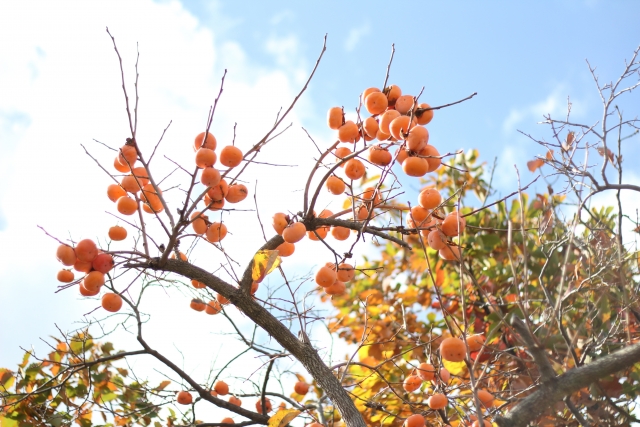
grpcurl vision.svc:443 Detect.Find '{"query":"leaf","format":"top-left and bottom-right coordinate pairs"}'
top-left (252, 250), bottom-right (281, 283)
top-left (526, 158), bottom-right (544, 172)
top-left (442, 359), bottom-right (466, 376)
top-left (154, 380), bottom-right (171, 391)
top-left (267, 409), bottom-right (301, 427)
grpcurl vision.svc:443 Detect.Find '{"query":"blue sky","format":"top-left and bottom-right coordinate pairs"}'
top-left (1, 0), bottom-right (639, 420)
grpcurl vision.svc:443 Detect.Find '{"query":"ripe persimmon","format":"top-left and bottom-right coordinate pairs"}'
top-left (427, 393), bottom-right (448, 410)
top-left (471, 421), bottom-right (491, 427)
top-left (92, 253), bottom-right (114, 274)
top-left (402, 375), bottom-right (422, 392)
top-left (225, 184), bottom-right (248, 203)
top-left (477, 389), bottom-right (494, 407)
top-left (195, 148), bottom-right (216, 168)
top-left (205, 299), bottom-right (222, 315)
top-left (361, 87), bottom-right (381, 103)
top-left (466, 334), bottom-right (486, 352)
top-left (191, 211), bottom-right (208, 235)
top-left (338, 121), bottom-right (359, 143)
top-left (229, 396), bottom-right (242, 406)
top-left (204, 195), bottom-right (225, 211)
top-left (201, 167), bottom-right (221, 187)
top-left (191, 279), bottom-right (206, 289)
top-left (379, 110), bottom-right (401, 134)
top-left (171, 251), bottom-right (188, 261)
top-left (404, 414), bottom-right (425, 427)
top-left (283, 222), bottom-right (306, 243)
top-left (415, 103), bottom-right (434, 125)
top-left (206, 222), bottom-right (228, 243)
top-left (79, 282), bottom-right (99, 296)
top-left (395, 147), bottom-right (409, 164)
top-left (376, 129), bottom-right (392, 141)
top-left (75, 239), bottom-right (98, 263)
top-left (107, 184), bottom-right (127, 203)
top-left (121, 175), bottom-right (141, 193)
top-left (326, 175), bottom-right (346, 195)
top-left (409, 206), bottom-right (429, 224)
top-left (102, 293), bottom-right (123, 312)
top-left (190, 298), bottom-right (206, 312)
top-left (177, 390), bottom-right (193, 405)
top-left (365, 91), bottom-right (388, 115)
top-left (368, 146), bottom-right (392, 166)
top-left (116, 195), bottom-right (138, 215)
top-left (131, 167), bottom-right (150, 186)
top-left (416, 363), bottom-right (436, 381)
top-left (331, 226), bottom-right (350, 240)
top-left (334, 146), bottom-right (351, 166)
top-left (118, 145), bottom-right (137, 168)
top-left (356, 205), bottom-right (370, 220)
top-left (255, 398), bottom-right (272, 414)
top-left (363, 117), bottom-right (379, 138)
top-left (395, 95), bottom-right (415, 115)
top-left (217, 293), bottom-right (230, 305)
top-left (439, 368), bottom-right (451, 383)
top-left (441, 212), bottom-right (466, 237)
top-left (406, 126), bottom-right (429, 152)
top-left (344, 158), bottom-right (365, 180)
top-left (56, 244), bottom-right (76, 266)
top-left (418, 188), bottom-right (441, 209)
top-left (402, 157), bottom-right (428, 177)
top-left (113, 156), bottom-right (130, 173)
top-left (308, 228), bottom-right (327, 241)
top-left (336, 263), bottom-right (354, 282)
top-left (440, 337), bottom-right (466, 362)
top-left (327, 107), bottom-right (344, 130)
top-left (272, 213), bottom-right (289, 235)
top-left (207, 179), bottom-right (229, 201)
top-left (83, 271), bottom-right (105, 293)
top-left (74, 259), bottom-right (93, 273)
top-left (294, 381), bottom-right (309, 395)
top-left (221, 417), bottom-right (235, 424)
top-left (220, 146), bottom-right (243, 168)
top-left (194, 131), bottom-right (217, 151)
top-left (276, 241), bottom-right (295, 257)
top-left (419, 144), bottom-right (442, 172)
top-left (384, 84), bottom-right (402, 105)
top-left (315, 266), bottom-right (337, 287)
top-left (362, 187), bottom-right (382, 205)
top-left (389, 115), bottom-right (414, 140)
top-left (324, 280), bottom-right (346, 295)
top-left (427, 230), bottom-right (447, 250)
top-left (439, 244), bottom-right (461, 261)
top-left (57, 269), bottom-right (74, 283)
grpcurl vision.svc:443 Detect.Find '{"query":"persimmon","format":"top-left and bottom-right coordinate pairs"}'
top-left (229, 396), bottom-right (242, 406)
top-left (362, 187), bottom-right (382, 205)
top-left (201, 167), bottom-right (221, 187)
top-left (191, 279), bottom-right (206, 289)
top-left (190, 298), bottom-right (206, 312)
top-left (334, 146), bottom-right (351, 166)
top-left (395, 147), bottom-right (409, 164)
top-left (471, 421), bottom-right (491, 427)
top-left (336, 263), bottom-right (354, 282)
top-left (206, 299), bottom-right (222, 315)
top-left (368, 146), bottom-right (392, 166)
top-left (402, 157), bottom-right (428, 177)
top-left (441, 212), bottom-right (466, 236)
top-left (439, 244), bottom-right (461, 261)
top-left (389, 115), bottom-right (414, 140)
top-left (131, 166), bottom-right (150, 185)
top-left (327, 107), bottom-right (343, 130)
top-left (82, 271), bottom-right (105, 293)
top-left (403, 375), bottom-right (422, 392)
top-left (214, 381), bottom-right (229, 396)
top-left (409, 206), bottom-right (430, 224)
top-left (361, 87), bottom-right (381, 102)
top-left (406, 126), bottom-right (429, 152)
top-left (176, 391), bottom-right (192, 405)
top-left (102, 293), bottom-right (123, 312)
top-left (204, 195), bottom-right (225, 211)
top-left (440, 337), bottom-right (466, 362)
top-left (325, 280), bottom-right (346, 295)
top-left (79, 282), bottom-right (99, 296)
top-left (195, 148), bottom-right (216, 168)
top-left (416, 363), bottom-right (436, 381)
top-left (56, 244), bottom-right (76, 266)
top-left (466, 334), bottom-right (486, 352)
top-left (207, 179), bottom-right (229, 201)
top-left (221, 417), bottom-right (234, 424)
top-left (477, 389), bottom-right (494, 407)
top-left (171, 251), bottom-right (187, 261)
top-left (206, 222), bottom-right (228, 243)
top-left (57, 269), bottom-right (74, 283)
top-left (121, 175), bottom-right (141, 193)
top-left (331, 226), bottom-right (350, 240)
top-left (217, 293), bottom-right (231, 305)
top-left (272, 213), bottom-right (289, 235)
top-left (427, 230), bottom-right (447, 250)
top-left (418, 188), bottom-right (442, 209)
top-left (376, 129), bottom-right (391, 141)
top-left (363, 117), bottom-right (379, 137)
top-left (220, 145), bottom-right (243, 168)
top-left (308, 227), bottom-right (327, 241)
top-left (283, 222), bottom-right (306, 243)
top-left (365, 91), bottom-right (388, 115)
top-left (194, 131), bottom-right (217, 151)
top-left (344, 158), bottom-right (365, 180)
top-left (74, 259), bottom-right (93, 273)
top-left (315, 266), bottom-right (337, 287)
top-left (75, 239), bottom-right (98, 263)
top-left (379, 110), bottom-right (401, 134)
top-left (255, 398), bottom-right (272, 414)
top-left (118, 145), bottom-right (137, 168)
top-left (276, 242), bottom-right (295, 257)
top-left (420, 144), bottom-right (441, 172)
top-left (225, 184), bottom-right (248, 204)
top-left (439, 368), bottom-right (451, 383)
top-left (427, 393), bottom-right (448, 410)
top-left (356, 205), bottom-right (369, 220)
top-left (384, 84), bottom-right (402, 104)
top-left (116, 195), bottom-right (138, 215)
top-left (210, 390), bottom-right (218, 397)
top-left (404, 414), bottom-right (425, 427)
top-left (416, 103), bottom-right (434, 125)
top-left (395, 95), bottom-right (415, 115)
top-left (92, 253), bottom-right (114, 274)
top-left (338, 120), bottom-right (359, 143)
top-left (294, 381), bottom-right (309, 395)
top-left (191, 211), bottom-right (208, 235)
top-left (113, 156), bottom-right (130, 173)
top-left (326, 175), bottom-right (346, 195)
top-left (107, 184), bottom-right (127, 203)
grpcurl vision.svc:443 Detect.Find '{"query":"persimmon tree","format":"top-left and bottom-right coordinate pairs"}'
top-left (2, 30), bottom-right (640, 427)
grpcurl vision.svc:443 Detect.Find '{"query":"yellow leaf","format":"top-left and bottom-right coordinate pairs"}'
top-left (267, 409), bottom-right (300, 427)
top-left (252, 250), bottom-right (281, 282)
top-left (442, 359), bottom-right (467, 376)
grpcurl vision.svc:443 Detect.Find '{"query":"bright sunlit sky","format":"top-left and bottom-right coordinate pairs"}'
top-left (1, 0), bottom-right (640, 420)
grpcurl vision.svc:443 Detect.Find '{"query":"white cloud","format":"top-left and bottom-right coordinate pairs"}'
top-left (344, 23), bottom-right (370, 52)
top-left (502, 86), bottom-right (579, 134)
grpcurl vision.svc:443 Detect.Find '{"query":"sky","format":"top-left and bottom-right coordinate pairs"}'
top-left (1, 0), bottom-right (639, 422)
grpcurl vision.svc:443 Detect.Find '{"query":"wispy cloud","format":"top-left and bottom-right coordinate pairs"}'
top-left (502, 86), bottom-right (573, 134)
top-left (344, 23), bottom-right (370, 52)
